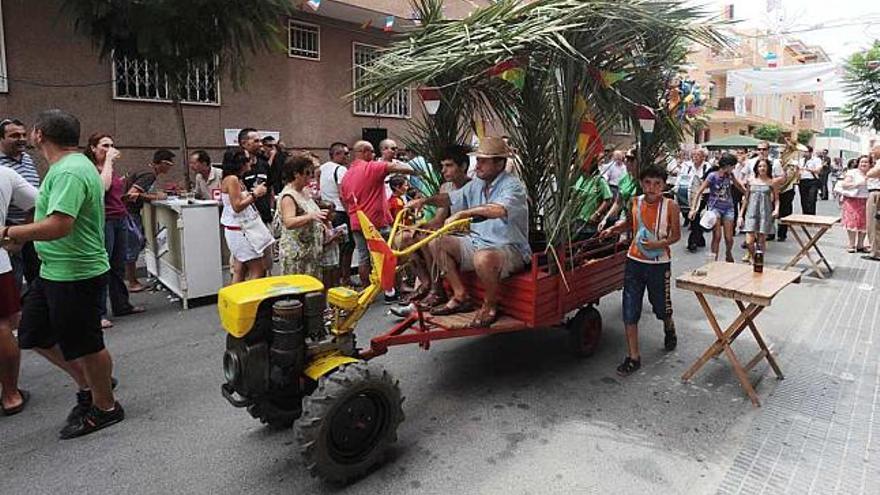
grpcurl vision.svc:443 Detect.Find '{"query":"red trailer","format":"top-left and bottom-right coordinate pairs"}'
top-left (361, 236), bottom-right (627, 359)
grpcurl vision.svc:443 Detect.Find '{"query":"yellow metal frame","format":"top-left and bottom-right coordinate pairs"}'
top-left (303, 353), bottom-right (361, 380)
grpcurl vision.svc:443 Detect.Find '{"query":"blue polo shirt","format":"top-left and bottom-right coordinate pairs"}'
top-left (449, 171), bottom-right (531, 262)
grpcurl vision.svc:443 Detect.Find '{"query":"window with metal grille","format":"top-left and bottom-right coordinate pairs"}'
top-left (112, 55), bottom-right (220, 105)
top-left (289, 20), bottom-right (320, 60)
top-left (0, 2), bottom-right (7, 93)
top-left (612, 118), bottom-right (633, 136)
top-left (352, 43), bottom-right (410, 118)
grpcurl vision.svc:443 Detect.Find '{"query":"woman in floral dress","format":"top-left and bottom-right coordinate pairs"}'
top-left (276, 154), bottom-right (328, 278)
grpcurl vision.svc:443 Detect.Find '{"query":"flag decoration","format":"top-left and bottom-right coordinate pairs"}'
top-left (589, 67), bottom-right (627, 88)
top-left (306, 0), bottom-right (320, 11)
top-left (487, 59), bottom-right (525, 90)
top-left (574, 94), bottom-right (602, 172)
top-left (383, 16), bottom-right (395, 32)
top-left (357, 211), bottom-right (398, 291)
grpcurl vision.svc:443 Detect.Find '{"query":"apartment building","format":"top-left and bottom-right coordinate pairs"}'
top-left (0, 0), bottom-right (490, 178)
top-left (687, 30), bottom-right (829, 145)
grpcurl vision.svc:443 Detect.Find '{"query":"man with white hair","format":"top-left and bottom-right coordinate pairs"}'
top-left (684, 148), bottom-right (709, 252)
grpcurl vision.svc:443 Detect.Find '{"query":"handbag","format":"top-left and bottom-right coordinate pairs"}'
top-left (240, 206), bottom-right (275, 255)
top-left (833, 180), bottom-right (859, 199)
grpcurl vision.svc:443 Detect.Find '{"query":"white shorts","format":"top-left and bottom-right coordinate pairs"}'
top-left (224, 228), bottom-right (262, 263)
top-left (454, 237), bottom-right (527, 279)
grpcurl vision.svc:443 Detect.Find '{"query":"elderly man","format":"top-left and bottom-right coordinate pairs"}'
top-left (406, 137), bottom-right (530, 327)
top-left (188, 150), bottom-right (222, 200)
top-left (600, 150), bottom-right (628, 195)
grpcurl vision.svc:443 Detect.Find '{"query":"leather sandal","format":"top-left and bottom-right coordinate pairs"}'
top-left (431, 298), bottom-right (477, 316)
top-left (2, 389), bottom-right (30, 416)
top-left (469, 307), bottom-right (499, 328)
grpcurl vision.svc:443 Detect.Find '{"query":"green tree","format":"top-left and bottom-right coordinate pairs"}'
top-left (61, 0), bottom-right (296, 185)
top-left (753, 124), bottom-right (783, 143)
top-left (842, 40), bottom-right (880, 131)
top-left (797, 129), bottom-right (814, 146)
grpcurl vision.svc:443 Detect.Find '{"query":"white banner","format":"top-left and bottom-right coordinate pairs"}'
top-left (734, 96), bottom-right (746, 116)
top-left (726, 62), bottom-right (840, 97)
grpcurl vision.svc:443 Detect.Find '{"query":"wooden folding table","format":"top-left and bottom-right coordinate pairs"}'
top-left (676, 262), bottom-right (800, 407)
top-left (779, 214), bottom-right (840, 279)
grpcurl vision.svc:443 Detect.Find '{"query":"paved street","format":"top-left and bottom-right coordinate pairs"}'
top-left (2, 200), bottom-right (878, 495)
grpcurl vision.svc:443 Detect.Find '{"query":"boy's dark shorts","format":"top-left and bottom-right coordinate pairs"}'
top-left (18, 273), bottom-right (108, 361)
top-left (622, 258), bottom-right (672, 325)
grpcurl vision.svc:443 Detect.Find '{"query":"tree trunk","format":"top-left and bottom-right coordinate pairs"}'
top-left (173, 97), bottom-right (191, 189)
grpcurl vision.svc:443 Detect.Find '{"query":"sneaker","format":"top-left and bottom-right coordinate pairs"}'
top-left (384, 291), bottom-right (399, 305)
top-left (767, 234), bottom-right (776, 241)
top-left (616, 357), bottom-right (641, 376)
top-left (66, 377), bottom-right (120, 425)
top-left (59, 402), bottom-right (125, 439)
top-left (389, 303), bottom-right (416, 318)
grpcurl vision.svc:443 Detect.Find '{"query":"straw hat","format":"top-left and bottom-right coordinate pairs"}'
top-left (468, 136), bottom-right (511, 158)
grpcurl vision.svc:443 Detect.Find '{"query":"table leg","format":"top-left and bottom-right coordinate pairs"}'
top-left (735, 300), bottom-right (783, 379)
top-left (789, 227), bottom-right (825, 279)
top-left (683, 298), bottom-right (753, 378)
top-left (683, 293), bottom-right (762, 407)
top-left (801, 225), bottom-right (833, 274)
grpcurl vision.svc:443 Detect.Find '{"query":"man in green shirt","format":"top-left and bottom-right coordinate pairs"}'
top-left (571, 171), bottom-right (613, 239)
top-left (0, 109), bottom-right (123, 439)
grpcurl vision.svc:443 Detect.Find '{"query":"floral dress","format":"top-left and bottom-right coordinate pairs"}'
top-left (277, 185), bottom-right (323, 279)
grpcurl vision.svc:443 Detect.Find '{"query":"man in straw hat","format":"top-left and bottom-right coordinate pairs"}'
top-left (406, 136), bottom-right (530, 327)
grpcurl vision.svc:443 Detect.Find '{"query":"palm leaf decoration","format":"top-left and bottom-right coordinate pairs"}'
top-left (353, 0), bottom-right (727, 262)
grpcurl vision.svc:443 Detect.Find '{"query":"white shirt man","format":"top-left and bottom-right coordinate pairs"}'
top-left (800, 154), bottom-right (823, 181)
top-left (319, 143), bottom-right (349, 213)
top-left (0, 167), bottom-right (38, 275)
top-left (600, 150), bottom-right (627, 188)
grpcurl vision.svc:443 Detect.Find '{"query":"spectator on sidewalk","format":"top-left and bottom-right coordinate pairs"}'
top-left (341, 140), bottom-right (420, 302)
top-left (685, 148), bottom-right (710, 252)
top-left (3, 109), bottom-right (124, 438)
top-left (238, 128), bottom-right (274, 273)
top-left (839, 155), bottom-right (872, 253)
top-left (123, 149), bottom-right (175, 292)
top-left (865, 145), bottom-right (880, 261)
top-left (85, 133), bottom-right (145, 330)
top-left (1, 118), bottom-right (41, 293)
top-left (818, 149), bottom-right (832, 200)
top-left (598, 165), bottom-right (682, 377)
top-left (276, 154), bottom-right (327, 280)
top-left (319, 142), bottom-right (354, 285)
top-left (599, 150), bottom-right (627, 196)
top-left (0, 163), bottom-right (38, 416)
top-left (221, 147), bottom-right (269, 283)
top-left (798, 146), bottom-right (823, 215)
top-left (188, 150), bottom-right (222, 200)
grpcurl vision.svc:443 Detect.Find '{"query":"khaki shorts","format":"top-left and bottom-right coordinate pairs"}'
top-left (455, 237), bottom-right (526, 279)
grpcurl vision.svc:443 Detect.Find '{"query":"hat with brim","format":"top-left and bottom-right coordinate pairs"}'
top-left (468, 136), bottom-right (511, 158)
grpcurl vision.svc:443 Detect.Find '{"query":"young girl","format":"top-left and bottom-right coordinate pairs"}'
top-left (689, 153), bottom-right (745, 262)
top-left (740, 158), bottom-right (779, 263)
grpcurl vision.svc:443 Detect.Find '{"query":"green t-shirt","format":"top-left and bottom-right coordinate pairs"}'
top-left (618, 173), bottom-right (642, 214)
top-left (34, 153), bottom-right (109, 281)
top-left (573, 175), bottom-right (613, 221)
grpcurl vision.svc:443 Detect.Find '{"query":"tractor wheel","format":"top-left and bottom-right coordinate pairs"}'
top-left (568, 306), bottom-right (602, 357)
top-left (295, 361), bottom-right (404, 484)
top-left (247, 396), bottom-right (302, 430)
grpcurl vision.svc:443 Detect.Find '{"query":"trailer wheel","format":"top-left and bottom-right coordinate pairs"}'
top-left (295, 361), bottom-right (404, 484)
top-left (568, 306), bottom-right (602, 357)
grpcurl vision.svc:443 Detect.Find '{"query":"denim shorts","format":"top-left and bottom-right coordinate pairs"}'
top-left (711, 204), bottom-right (737, 223)
top-left (622, 258), bottom-right (672, 325)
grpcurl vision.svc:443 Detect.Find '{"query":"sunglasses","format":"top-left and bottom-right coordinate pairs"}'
top-left (757, 147), bottom-right (768, 151)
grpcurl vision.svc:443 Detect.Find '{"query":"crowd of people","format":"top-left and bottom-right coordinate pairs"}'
top-left (4, 107), bottom-right (880, 439)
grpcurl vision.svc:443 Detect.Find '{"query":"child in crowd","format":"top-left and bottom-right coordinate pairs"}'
top-left (388, 175), bottom-right (409, 221)
top-left (740, 158), bottom-right (778, 263)
top-left (599, 165), bottom-right (682, 376)
top-left (689, 153), bottom-right (745, 262)
top-left (317, 200), bottom-right (346, 288)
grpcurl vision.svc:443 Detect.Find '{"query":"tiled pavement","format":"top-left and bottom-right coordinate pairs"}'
top-left (716, 235), bottom-right (880, 494)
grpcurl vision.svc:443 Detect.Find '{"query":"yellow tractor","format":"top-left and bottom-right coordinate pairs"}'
top-left (218, 210), bottom-right (471, 483)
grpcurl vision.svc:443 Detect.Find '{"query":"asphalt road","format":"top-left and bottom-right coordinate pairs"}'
top-left (0, 201), bottom-right (847, 494)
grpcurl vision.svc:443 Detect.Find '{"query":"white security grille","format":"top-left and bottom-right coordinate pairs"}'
top-left (113, 55), bottom-right (219, 105)
top-left (353, 43), bottom-right (410, 118)
top-left (289, 20), bottom-right (320, 60)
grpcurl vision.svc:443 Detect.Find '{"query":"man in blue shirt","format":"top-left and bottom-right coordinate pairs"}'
top-left (406, 137), bottom-right (530, 327)
top-left (0, 118), bottom-right (41, 292)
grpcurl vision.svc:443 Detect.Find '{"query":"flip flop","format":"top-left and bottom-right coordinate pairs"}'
top-left (2, 389), bottom-right (31, 416)
top-left (430, 298), bottom-right (477, 316)
top-left (128, 283), bottom-right (146, 293)
top-left (417, 291), bottom-right (448, 309)
top-left (469, 307), bottom-right (499, 328)
top-left (114, 306), bottom-right (145, 317)
top-left (101, 319), bottom-right (114, 329)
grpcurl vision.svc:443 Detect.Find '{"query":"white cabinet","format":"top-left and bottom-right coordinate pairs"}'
top-left (142, 200), bottom-right (223, 309)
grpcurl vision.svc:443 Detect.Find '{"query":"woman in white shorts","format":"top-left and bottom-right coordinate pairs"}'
top-left (221, 147), bottom-right (269, 283)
